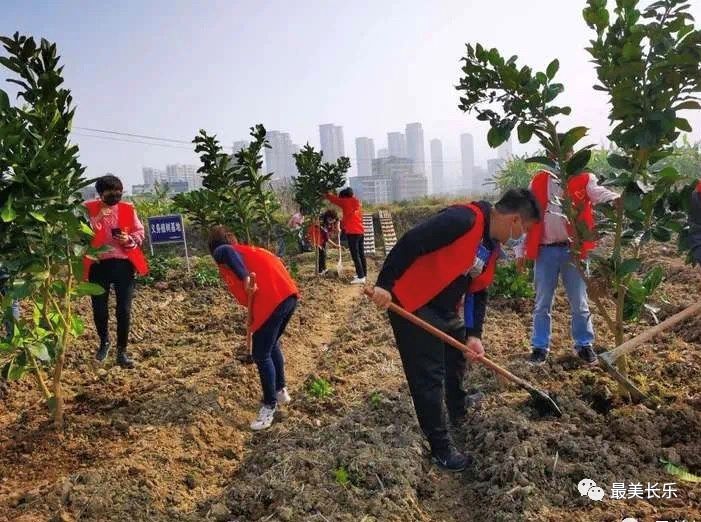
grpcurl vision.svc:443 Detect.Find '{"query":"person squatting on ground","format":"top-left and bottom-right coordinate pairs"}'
top-left (83, 175), bottom-right (148, 369)
top-left (209, 225), bottom-right (299, 431)
top-left (368, 189), bottom-right (541, 471)
top-left (307, 210), bottom-right (340, 275)
top-left (325, 187), bottom-right (367, 284)
top-left (514, 162), bottom-right (620, 367)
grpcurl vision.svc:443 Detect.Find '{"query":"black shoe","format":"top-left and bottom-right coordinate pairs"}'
top-left (116, 349), bottom-right (135, 369)
top-left (575, 345), bottom-right (598, 366)
top-left (432, 446), bottom-right (472, 472)
top-left (95, 340), bottom-right (110, 363)
top-left (528, 349), bottom-right (548, 366)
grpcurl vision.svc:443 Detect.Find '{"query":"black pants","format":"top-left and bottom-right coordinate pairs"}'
top-left (89, 259), bottom-right (135, 349)
top-left (317, 247), bottom-right (327, 273)
top-left (388, 306), bottom-right (467, 453)
top-left (346, 234), bottom-right (367, 278)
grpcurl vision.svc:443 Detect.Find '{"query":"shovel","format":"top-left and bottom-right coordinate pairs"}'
top-left (363, 288), bottom-right (562, 417)
top-left (236, 272), bottom-right (257, 365)
top-left (336, 226), bottom-right (343, 276)
top-left (599, 301), bottom-right (701, 404)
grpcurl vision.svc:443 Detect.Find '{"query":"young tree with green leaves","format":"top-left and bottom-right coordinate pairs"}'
top-left (456, 0), bottom-right (700, 385)
top-left (293, 144), bottom-right (350, 274)
top-left (0, 33), bottom-right (103, 428)
top-left (175, 125), bottom-right (279, 246)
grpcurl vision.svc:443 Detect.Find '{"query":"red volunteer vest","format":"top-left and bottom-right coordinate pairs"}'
top-left (696, 180), bottom-right (701, 193)
top-left (82, 200), bottom-right (149, 280)
top-left (525, 171), bottom-right (595, 260)
top-left (392, 203), bottom-right (486, 313)
top-left (306, 224), bottom-right (326, 248)
top-left (218, 244), bottom-right (299, 333)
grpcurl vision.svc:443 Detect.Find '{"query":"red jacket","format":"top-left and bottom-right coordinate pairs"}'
top-left (217, 244), bottom-right (299, 333)
top-left (392, 203), bottom-right (486, 313)
top-left (325, 193), bottom-right (364, 234)
top-left (82, 200), bottom-right (148, 280)
top-left (525, 171), bottom-right (595, 260)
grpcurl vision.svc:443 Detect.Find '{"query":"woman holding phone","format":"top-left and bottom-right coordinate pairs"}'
top-left (83, 175), bottom-right (148, 368)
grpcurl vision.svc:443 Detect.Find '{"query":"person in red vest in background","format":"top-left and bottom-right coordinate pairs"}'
top-left (514, 159), bottom-right (621, 367)
top-left (306, 209), bottom-right (340, 275)
top-left (325, 187), bottom-right (367, 284)
top-left (368, 189), bottom-right (541, 472)
top-left (83, 175), bottom-right (148, 369)
top-left (687, 180), bottom-right (701, 265)
top-left (209, 225), bottom-right (299, 431)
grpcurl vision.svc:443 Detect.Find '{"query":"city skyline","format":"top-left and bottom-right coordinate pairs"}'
top-left (10, 1), bottom-right (699, 188)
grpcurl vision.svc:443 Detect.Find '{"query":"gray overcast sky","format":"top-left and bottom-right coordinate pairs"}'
top-left (3, 0), bottom-right (701, 188)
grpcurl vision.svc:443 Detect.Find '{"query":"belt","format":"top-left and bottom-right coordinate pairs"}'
top-left (540, 241), bottom-right (570, 247)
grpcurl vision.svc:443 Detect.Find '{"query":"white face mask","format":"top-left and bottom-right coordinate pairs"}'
top-left (504, 221), bottom-right (525, 248)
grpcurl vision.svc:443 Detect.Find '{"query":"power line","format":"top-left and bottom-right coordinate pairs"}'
top-left (71, 132), bottom-right (195, 151)
top-left (73, 126), bottom-right (193, 145)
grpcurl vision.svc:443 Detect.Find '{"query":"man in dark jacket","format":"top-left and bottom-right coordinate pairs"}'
top-left (368, 189), bottom-right (540, 471)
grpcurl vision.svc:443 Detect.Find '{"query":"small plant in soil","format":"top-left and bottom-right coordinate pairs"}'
top-left (307, 377), bottom-right (333, 399)
top-left (489, 262), bottom-right (534, 299)
top-left (192, 262), bottom-right (219, 288)
top-left (333, 465), bottom-right (350, 486)
top-left (369, 391), bottom-right (382, 409)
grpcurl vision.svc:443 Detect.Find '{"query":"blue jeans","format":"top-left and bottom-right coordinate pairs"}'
top-left (252, 296), bottom-right (297, 407)
top-left (532, 246), bottom-right (594, 351)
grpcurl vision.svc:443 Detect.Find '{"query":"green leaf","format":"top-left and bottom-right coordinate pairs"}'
top-left (651, 226), bottom-right (672, 242)
top-left (619, 258), bottom-right (641, 276)
top-left (660, 459), bottom-right (701, 483)
top-left (29, 343), bottom-right (51, 362)
top-left (71, 316), bottom-right (85, 336)
top-left (525, 156), bottom-right (557, 169)
top-left (1, 196), bottom-right (17, 222)
top-left (74, 282), bottom-right (105, 297)
top-left (546, 59), bottom-right (560, 79)
top-left (607, 154), bottom-right (631, 170)
top-left (516, 123), bottom-right (533, 144)
top-left (623, 191), bottom-right (641, 212)
top-left (560, 127), bottom-right (589, 152)
top-left (565, 149), bottom-right (592, 175)
top-left (487, 126), bottom-right (508, 148)
top-left (29, 211), bottom-right (47, 222)
top-left (675, 118), bottom-right (692, 132)
top-left (674, 100), bottom-right (701, 111)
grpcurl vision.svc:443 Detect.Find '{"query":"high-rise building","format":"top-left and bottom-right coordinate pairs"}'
top-left (461, 133), bottom-right (475, 189)
top-left (142, 167), bottom-right (166, 187)
top-left (265, 131), bottom-right (299, 179)
top-left (319, 124), bottom-right (345, 163)
top-left (372, 157), bottom-right (428, 202)
top-left (387, 132), bottom-right (407, 158)
top-left (377, 148), bottom-right (389, 159)
top-left (430, 139), bottom-right (444, 195)
top-left (166, 164), bottom-right (201, 190)
top-left (405, 122), bottom-right (425, 174)
top-left (355, 137), bottom-right (375, 178)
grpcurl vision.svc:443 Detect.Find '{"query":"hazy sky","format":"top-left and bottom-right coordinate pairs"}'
top-left (3, 0), bottom-right (701, 189)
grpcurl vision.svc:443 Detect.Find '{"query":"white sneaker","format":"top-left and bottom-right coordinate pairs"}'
top-left (276, 387), bottom-right (291, 404)
top-left (350, 277), bottom-right (366, 285)
top-left (250, 405), bottom-right (276, 431)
